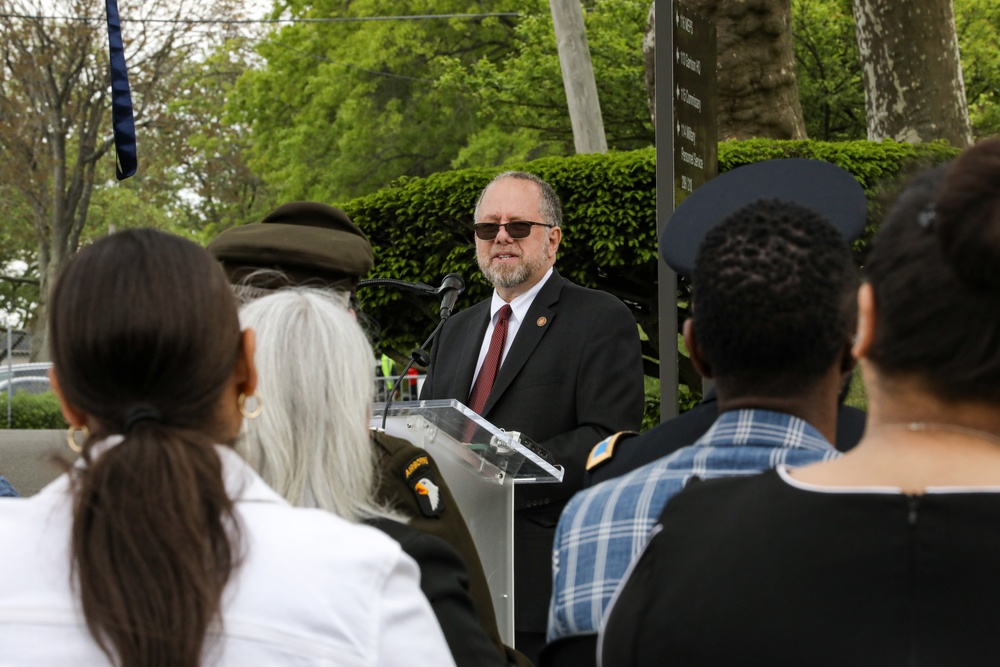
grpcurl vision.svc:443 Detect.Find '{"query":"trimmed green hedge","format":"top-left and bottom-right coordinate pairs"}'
top-left (344, 138), bottom-right (959, 402)
top-left (0, 391), bottom-right (67, 429)
top-left (717, 138), bottom-right (958, 260)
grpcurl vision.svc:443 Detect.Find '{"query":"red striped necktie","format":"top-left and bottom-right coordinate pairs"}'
top-left (467, 304), bottom-right (512, 415)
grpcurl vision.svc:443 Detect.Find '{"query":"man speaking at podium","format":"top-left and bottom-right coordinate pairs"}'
top-left (420, 171), bottom-right (644, 660)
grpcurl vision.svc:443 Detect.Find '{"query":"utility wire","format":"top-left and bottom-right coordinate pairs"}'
top-left (0, 10), bottom-right (522, 82)
top-left (0, 12), bottom-right (520, 25)
top-left (270, 41), bottom-right (435, 82)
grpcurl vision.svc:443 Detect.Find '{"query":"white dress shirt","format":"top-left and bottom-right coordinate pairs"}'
top-left (469, 267), bottom-right (554, 393)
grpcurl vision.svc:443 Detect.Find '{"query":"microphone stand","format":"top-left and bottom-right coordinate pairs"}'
top-left (357, 277), bottom-right (437, 296)
top-left (379, 318), bottom-right (445, 431)
top-left (356, 277), bottom-right (458, 431)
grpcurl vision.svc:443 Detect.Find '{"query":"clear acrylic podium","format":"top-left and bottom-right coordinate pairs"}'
top-left (371, 399), bottom-right (564, 645)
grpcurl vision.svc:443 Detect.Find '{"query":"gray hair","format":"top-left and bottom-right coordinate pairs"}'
top-left (231, 268), bottom-right (359, 310)
top-left (473, 170), bottom-right (564, 227)
top-left (237, 288), bottom-right (404, 523)
top-left (231, 268), bottom-right (382, 339)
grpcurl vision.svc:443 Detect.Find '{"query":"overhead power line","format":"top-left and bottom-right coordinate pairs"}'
top-left (0, 12), bottom-right (521, 25)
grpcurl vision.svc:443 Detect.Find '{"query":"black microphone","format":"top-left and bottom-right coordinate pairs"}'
top-left (377, 274), bottom-right (464, 430)
top-left (436, 273), bottom-right (465, 320)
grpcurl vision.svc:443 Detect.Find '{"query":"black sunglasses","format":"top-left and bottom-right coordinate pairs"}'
top-left (474, 221), bottom-right (554, 240)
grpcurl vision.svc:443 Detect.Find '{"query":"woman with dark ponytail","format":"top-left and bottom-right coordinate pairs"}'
top-left (0, 229), bottom-right (453, 666)
top-left (600, 139), bottom-right (1000, 666)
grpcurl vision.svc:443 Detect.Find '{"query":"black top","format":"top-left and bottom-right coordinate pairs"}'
top-left (600, 469), bottom-right (1000, 667)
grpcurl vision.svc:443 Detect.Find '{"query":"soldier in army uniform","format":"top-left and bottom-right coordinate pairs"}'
top-left (209, 203), bottom-right (529, 667)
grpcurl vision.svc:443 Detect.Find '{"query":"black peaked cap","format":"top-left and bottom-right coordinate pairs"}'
top-left (660, 159), bottom-right (867, 276)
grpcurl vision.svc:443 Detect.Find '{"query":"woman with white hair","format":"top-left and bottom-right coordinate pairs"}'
top-left (238, 288), bottom-right (511, 667)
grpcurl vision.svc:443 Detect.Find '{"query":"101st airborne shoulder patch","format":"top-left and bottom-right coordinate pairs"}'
top-left (403, 454), bottom-right (445, 518)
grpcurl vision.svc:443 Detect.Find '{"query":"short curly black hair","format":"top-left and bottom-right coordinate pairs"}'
top-left (692, 199), bottom-right (856, 396)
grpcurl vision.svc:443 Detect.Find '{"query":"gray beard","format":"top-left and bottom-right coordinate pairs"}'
top-left (478, 259), bottom-right (532, 288)
top-left (478, 246), bottom-right (552, 289)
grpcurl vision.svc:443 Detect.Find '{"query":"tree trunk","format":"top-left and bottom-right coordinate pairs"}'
top-left (643, 2), bottom-right (656, 126)
top-left (644, 0), bottom-right (806, 140)
top-left (549, 0), bottom-right (608, 153)
top-left (852, 0), bottom-right (971, 147)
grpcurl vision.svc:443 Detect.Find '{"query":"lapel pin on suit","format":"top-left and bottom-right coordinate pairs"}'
top-left (536, 317), bottom-right (547, 327)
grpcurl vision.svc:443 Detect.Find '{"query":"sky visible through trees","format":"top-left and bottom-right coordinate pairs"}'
top-left (0, 0), bottom-right (997, 340)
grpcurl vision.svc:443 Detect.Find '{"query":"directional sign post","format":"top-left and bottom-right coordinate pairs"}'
top-left (656, 0), bottom-right (716, 419)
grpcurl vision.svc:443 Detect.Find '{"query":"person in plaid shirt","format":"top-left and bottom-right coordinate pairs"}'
top-left (545, 159), bottom-right (867, 654)
top-left (0, 475), bottom-right (16, 497)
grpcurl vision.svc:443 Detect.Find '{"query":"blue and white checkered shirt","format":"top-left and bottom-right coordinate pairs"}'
top-left (547, 408), bottom-right (840, 641)
top-left (0, 475), bottom-right (18, 498)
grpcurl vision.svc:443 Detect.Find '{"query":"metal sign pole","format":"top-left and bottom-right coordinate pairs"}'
top-left (6, 327), bottom-right (12, 427)
top-left (655, 0), bottom-right (678, 421)
top-left (656, 0), bottom-right (717, 421)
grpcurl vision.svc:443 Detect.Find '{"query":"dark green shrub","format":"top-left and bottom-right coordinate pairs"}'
top-left (0, 391), bottom-right (68, 429)
top-left (346, 148), bottom-right (656, 361)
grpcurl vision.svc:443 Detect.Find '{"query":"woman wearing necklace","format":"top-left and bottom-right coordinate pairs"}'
top-left (599, 138), bottom-right (1000, 667)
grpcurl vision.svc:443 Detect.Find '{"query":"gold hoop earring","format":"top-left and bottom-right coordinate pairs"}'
top-left (238, 392), bottom-right (263, 419)
top-left (66, 425), bottom-right (89, 453)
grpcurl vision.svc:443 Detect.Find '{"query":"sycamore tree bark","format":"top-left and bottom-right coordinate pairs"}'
top-left (644, 0), bottom-right (807, 140)
top-left (852, 0), bottom-right (971, 146)
top-left (643, 2), bottom-right (656, 126)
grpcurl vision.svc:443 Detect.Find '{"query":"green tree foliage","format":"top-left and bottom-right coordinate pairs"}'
top-left (231, 1), bottom-right (522, 202)
top-left (0, 391), bottom-right (67, 429)
top-left (438, 0), bottom-right (653, 167)
top-left (82, 186), bottom-right (175, 237)
top-left (0, 188), bottom-right (38, 329)
top-left (233, 0), bottom-right (993, 211)
top-left (143, 37), bottom-right (277, 242)
top-left (0, 0), bottom-right (248, 356)
top-left (792, 0), bottom-right (866, 140)
top-left (231, 1), bottom-right (652, 200)
top-left (0, 6), bottom-right (265, 337)
top-left (0, 279), bottom-right (37, 331)
top-left (956, 0), bottom-right (1000, 137)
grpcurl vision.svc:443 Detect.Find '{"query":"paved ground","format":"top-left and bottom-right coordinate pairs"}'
top-left (0, 430), bottom-right (73, 496)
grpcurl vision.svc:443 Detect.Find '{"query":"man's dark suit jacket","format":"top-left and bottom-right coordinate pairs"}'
top-left (420, 270), bottom-right (645, 635)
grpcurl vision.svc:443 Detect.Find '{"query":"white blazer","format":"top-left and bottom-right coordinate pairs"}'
top-left (0, 443), bottom-right (455, 667)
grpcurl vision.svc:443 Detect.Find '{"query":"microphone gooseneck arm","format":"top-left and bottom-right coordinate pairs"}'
top-left (381, 319), bottom-right (445, 431)
top-left (357, 277), bottom-right (437, 295)
top-left (375, 273), bottom-right (465, 429)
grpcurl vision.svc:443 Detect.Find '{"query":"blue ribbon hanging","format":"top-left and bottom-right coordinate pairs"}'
top-left (105, 0), bottom-right (137, 180)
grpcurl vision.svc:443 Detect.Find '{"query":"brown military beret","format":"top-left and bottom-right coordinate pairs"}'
top-left (207, 202), bottom-right (374, 290)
